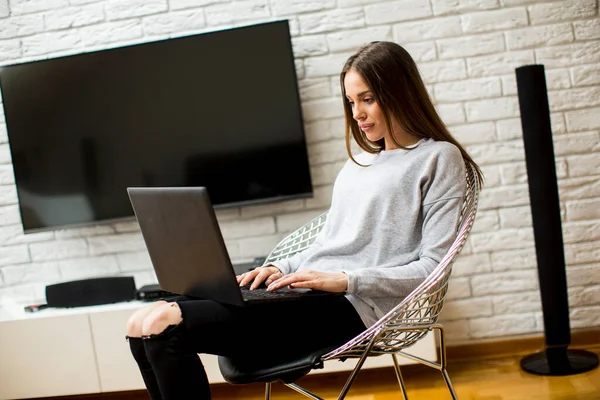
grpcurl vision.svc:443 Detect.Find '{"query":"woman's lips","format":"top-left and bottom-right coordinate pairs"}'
top-left (360, 124), bottom-right (374, 131)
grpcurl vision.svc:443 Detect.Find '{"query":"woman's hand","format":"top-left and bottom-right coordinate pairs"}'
top-left (267, 270), bottom-right (348, 293)
top-left (236, 265), bottom-right (283, 290)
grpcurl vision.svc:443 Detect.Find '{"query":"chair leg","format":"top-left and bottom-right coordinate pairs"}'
top-left (265, 382), bottom-right (272, 400)
top-left (336, 338), bottom-right (379, 400)
top-left (284, 383), bottom-right (324, 399)
top-left (278, 337), bottom-right (379, 400)
top-left (392, 353), bottom-right (409, 400)
top-left (441, 369), bottom-right (458, 400)
top-left (435, 325), bottom-right (459, 400)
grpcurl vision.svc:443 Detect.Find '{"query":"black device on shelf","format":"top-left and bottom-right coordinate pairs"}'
top-left (135, 284), bottom-right (177, 302)
top-left (0, 20), bottom-right (312, 233)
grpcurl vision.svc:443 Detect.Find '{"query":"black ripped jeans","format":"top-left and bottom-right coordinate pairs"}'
top-left (128, 295), bottom-right (366, 400)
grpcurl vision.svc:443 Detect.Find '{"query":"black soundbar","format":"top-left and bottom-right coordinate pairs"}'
top-left (45, 276), bottom-right (136, 308)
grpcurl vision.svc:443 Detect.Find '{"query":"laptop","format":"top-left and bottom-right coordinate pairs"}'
top-left (127, 187), bottom-right (342, 307)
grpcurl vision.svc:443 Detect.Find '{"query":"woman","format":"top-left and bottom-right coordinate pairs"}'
top-left (126, 41), bottom-right (483, 400)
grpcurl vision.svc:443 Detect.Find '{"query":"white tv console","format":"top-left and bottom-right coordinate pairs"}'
top-left (0, 300), bottom-right (436, 400)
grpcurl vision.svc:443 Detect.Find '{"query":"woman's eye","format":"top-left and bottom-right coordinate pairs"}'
top-left (364, 98), bottom-right (374, 104)
top-left (348, 101), bottom-right (355, 106)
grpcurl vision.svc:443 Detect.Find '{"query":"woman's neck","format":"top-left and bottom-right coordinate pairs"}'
top-left (384, 129), bottom-right (422, 150)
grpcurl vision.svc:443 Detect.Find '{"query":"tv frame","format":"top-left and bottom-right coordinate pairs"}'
top-left (0, 20), bottom-right (314, 234)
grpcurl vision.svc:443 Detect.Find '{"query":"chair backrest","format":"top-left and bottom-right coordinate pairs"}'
top-left (323, 162), bottom-right (480, 360)
top-left (263, 162), bottom-right (480, 360)
top-left (264, 212), bottom-right (328, 264)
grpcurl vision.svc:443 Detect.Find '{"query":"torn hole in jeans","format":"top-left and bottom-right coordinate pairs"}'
top-left (141, 302), bottom-right (184, 340)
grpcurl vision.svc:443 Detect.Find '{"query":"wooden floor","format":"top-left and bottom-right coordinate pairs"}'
top-left (50, 346), bottom-right (600, 400)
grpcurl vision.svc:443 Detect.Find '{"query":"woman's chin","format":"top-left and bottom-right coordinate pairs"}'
top-left (365, 133), bottom-right (384, 143)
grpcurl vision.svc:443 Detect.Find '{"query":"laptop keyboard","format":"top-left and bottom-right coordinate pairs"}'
top-left (240, 285), bottom-right (311, 300)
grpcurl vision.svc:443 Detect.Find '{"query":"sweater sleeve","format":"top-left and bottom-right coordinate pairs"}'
top-left (344, 196), bottom-right (463, 298)
top-left (344, 150), bottom-right (466, 298)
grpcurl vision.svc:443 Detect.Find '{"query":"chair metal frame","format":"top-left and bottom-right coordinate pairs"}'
top-left (259, 162), bottom-right (481, 400)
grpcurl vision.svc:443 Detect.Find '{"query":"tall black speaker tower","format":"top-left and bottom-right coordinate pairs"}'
top-left (515, 64), bottom-right (598, 375)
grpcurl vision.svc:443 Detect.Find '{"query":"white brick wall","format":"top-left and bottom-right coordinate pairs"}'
top-left (0, 0), bottom-right (598, 345)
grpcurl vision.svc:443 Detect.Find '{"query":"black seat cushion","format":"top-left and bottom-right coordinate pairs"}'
top-left (218, 347), bottom-right (332, 384)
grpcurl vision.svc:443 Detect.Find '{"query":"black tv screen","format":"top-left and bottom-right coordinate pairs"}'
top-left (0, 20), bottom-right (313, 233)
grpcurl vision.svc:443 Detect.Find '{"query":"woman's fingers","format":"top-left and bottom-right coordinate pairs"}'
top-left (267, 271), bottom-right (311, 291)
top-left (287, 280), bottom-right (316, 289)
top-left (237, 269), bottom-right (260, 286)
top-left (267, 270), bottom-right (348, 293)
top-left (250, 268), bottom-right (273, 290)
top-left (265, 272), bottom-right (283, 286)
top-left (237, 266), bottom-right (281, 289)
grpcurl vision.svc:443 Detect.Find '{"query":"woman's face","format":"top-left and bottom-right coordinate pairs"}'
top-left (344, 69), bottom-right (397, 149)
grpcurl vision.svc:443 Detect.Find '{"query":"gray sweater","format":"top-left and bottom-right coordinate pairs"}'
top-left (271, 138), bottom-right (466, 327)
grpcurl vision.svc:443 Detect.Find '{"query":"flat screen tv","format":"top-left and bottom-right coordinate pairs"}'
top-left (0, 20), bottom-right (313, 233)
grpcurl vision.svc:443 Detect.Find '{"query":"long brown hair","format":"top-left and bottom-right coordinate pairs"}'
top-left (340, 41), bottom-right (484, 186)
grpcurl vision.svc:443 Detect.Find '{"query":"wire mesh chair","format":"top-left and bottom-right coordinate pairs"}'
top-left (219, 162), bottom-right (481, 400)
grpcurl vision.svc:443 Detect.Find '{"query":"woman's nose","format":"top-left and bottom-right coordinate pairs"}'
top-left (353, 105), bottom-right (365, 121)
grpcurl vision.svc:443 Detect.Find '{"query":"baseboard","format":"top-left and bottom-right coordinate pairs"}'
top-left (446, 328), bottom-right (600, 361)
